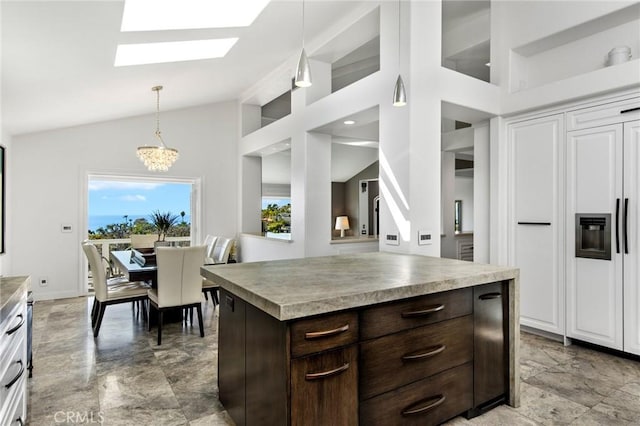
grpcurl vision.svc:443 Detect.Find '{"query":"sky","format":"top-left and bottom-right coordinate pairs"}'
top-left (88, 180), bottom-right (191, 217)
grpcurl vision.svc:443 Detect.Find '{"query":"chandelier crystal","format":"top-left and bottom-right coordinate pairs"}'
top-left (137, 86), bottom-right (179, 172)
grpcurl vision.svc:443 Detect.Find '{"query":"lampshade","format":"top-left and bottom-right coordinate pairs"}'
top-left (294, 0), bottom-right (312, 88)
top-left (392, 74), bottom-right (407, 107)
top-left (335, 216), bottom-right (350, 238)
top-left (393, 0), bottom-right (407, 107)
top-left (295, 48), bottom-right (312, 88)
top-left (137, 86), bottom-right (179, 172)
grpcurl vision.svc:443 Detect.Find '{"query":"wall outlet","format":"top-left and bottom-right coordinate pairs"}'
top-left (39, 277), bottom-right (48, 287)
top-left (418, 231), bottom-right (433, 245)
top-left (385, 234), bottom-right (399, 246)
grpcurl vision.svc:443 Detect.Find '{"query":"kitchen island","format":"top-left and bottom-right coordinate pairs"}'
top-left (201, 252), bottom-right (520, 426)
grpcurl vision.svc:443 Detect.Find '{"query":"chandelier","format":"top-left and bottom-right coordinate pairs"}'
top-left (137, 86), bottom-right (179, 172)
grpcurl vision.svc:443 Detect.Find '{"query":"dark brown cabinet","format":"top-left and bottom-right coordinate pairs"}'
top-left (291, 345), bottom-right (358, 425)
top-left (218, 290), bottom-right (246, 426)
top-left (218, 285), bottom-right (510, 425)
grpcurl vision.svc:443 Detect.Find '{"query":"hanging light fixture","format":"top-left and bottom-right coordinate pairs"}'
top-left (294, 0), bottom-right (312, 87)
top-left (393, 0), bottom-right (407, 107)
top-left (137, 86), bottom-right (179, 172)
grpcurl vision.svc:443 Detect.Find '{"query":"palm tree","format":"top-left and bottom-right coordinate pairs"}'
top-left (149, 210), bottom-right (179, 241)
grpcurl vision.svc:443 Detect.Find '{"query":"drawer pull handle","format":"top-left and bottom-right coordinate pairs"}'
top-left (402, 394), bottom-right (446, 416)
top-left (401, 304), bottom-right (444, 318)
top-left (401, 344), bottom-right (446, 361)
top-left (479, 292), bottom-right (501, 300)
top-left (6, 314), bottom-right (25, 335)
top-left (4, 360), bottom-right (25, 389)
top-left (305, 362), bottom-right (350, 381)
top-left (621, 107), bottom-right (640, 114)
top-left (305, 324), bottom-right (349, 340)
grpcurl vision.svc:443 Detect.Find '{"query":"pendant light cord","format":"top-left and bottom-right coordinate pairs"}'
top-left (398, 0), bottom-right (401, 68)
top-left (154, 87), bottom-right (167, 147)
top-left (302, 0), bottom-right (306, 49)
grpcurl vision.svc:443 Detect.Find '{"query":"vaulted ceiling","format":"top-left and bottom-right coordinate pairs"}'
top-left (1, 1), bottom-right (367, 136)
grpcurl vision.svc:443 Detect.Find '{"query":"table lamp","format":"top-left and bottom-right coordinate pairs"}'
top-left (335, 216), bottom-right (350, 238)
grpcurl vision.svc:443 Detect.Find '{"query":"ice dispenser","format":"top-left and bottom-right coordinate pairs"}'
top-left (575, 213), bottom-right (611, 260)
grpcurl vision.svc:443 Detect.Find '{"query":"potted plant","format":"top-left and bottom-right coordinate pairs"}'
top-left (149, 210), bottom-right (179, 245)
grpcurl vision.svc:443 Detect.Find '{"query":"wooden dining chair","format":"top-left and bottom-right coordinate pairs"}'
top-left (148, 245), bottom-right (206, 345)
top-left (82, 241), bottom-right (150, 338)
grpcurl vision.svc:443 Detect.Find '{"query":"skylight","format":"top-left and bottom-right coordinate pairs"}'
top-left (114, 39), bottom-right (238, 66)
top-left (121, 0), bottom-right (271, 31)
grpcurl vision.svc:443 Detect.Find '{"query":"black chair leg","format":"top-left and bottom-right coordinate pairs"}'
top-left (93, 302), bottom-right (106, 337)
top-left (157, 311), bottom-right (163, 345)
top-left (91, 299), bottom-right (99, 327)
top-left (203, 291), bottom-right (209, 301)
top-left (196, 305), bottom-right (204, 338)
top-left (91, 298), bottom-right (97, 322)
top-left (190, 307), bottom-right (194, 326)
top-left (142, 300), bottom-right (148, 322)
top-left (213, 290), bottom-right (219, 307)
top-left (148, 303), bottom-right (153, 332)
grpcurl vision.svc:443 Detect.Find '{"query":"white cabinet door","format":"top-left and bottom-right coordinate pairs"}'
top-left (509, 114), bottom-right (564, 335)
top-left (624, 120), bottom-right (640, 355)
top-left (566, 124), bottom-right (623, 350)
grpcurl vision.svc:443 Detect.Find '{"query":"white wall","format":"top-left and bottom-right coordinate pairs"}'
top-left (10, 102), bottom-right (238, 300)
top-left (495, 1), bottom-right (640, 113)
top-left (473, 124), bottom-right (490, 263)
top-left (0, 130), bottom-right (10, 277)
top-left (440, 152), bottom-right (456, 259)
top-left (454, 176), bottom-right (474, 232)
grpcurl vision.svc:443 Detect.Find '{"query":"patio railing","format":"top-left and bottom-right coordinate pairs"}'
top-left (89, 236), bottom-right (191, 276)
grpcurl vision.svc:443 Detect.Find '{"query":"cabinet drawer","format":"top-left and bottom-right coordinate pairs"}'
top-left (0, 304), bottom-right (27, 359)
top-left (1, 334), bottom-right (26, 415)
top-left (359, 362), bottom-right (472, 426)
top-left (360, 315), bottom-right (473, 399)
top-left (567, 97), bottom-right (640, 131)
top-left (1, 374), bottom-right (26, 426)
top-left (360, 288), bottom-right (472, 340)
top-left (290, 311), bottom-right (358, 357)
top-left (291, 345), bottom-right (358, 426)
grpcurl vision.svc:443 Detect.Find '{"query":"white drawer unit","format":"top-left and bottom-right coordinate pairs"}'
top-left (566, 96), bottom-right (640, 131)
top-left (0, 277), bottom-right (29, 425)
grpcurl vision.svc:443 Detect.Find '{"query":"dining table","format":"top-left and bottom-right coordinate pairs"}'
top-left (110, 250), bottom-right (158, 286)
top-left (110, 250), bottom-right (183, 325)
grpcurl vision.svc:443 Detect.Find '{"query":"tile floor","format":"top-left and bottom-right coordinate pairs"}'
top-left (27, 296), bottom-right (640, 425)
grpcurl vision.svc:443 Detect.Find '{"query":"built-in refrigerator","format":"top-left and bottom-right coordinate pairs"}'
top-left (566, 100), bottom-right (639, 355)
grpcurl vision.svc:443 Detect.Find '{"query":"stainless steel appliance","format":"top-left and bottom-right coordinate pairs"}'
top-left (575, 213), bottom-right (611, 260)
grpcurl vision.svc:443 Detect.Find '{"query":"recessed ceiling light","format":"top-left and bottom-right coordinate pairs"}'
top-left (114, 38), bottom-right (238, 66)
top-left (121, 0), bottom-right (271, 31)
top-left (485, 62), bottom-right (491, 67)
top-left (343, 120), bottom-right (356, 125)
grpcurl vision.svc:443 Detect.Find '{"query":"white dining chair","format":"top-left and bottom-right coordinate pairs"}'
top-left (202, 238), bottom-right (234, 307)
top-left (82, 241), bottom-right (150, 338)
top-left (203, 234), bottom-right (218, 264)
top-left (148, 245), bottom-right (206, 345)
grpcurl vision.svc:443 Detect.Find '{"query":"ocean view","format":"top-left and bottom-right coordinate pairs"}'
top-left (88, 214), bottom-right (191, 232)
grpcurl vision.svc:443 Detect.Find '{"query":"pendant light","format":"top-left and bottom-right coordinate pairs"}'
top-left (393, 0), bottom-right (407, 107)
top-left (294, 0), bottom-right (312, 87)
top-left (136, 86), bottom-right (179, 172)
